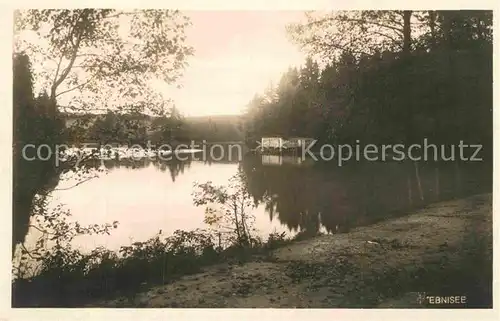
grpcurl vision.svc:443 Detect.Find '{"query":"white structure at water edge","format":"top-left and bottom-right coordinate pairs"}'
top-left (261, 137), bottom-right (283, 150)
top-left (260, 136), bottom-right (315, 152)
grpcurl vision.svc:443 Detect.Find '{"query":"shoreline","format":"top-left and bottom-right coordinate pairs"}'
top-left (90, 193), bottom-right (493, 308)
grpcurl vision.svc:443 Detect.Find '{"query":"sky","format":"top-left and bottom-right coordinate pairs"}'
top-left (15, 10), bottom-right (307, 117)
top-left (160, 11), bottom-right (307, 117)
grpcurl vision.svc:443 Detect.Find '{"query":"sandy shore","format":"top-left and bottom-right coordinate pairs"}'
top-left (91, 193), bottom-right (492, 308)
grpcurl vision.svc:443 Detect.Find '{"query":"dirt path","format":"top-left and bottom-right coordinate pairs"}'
top-left (92, 193), bottom-right (492, 308)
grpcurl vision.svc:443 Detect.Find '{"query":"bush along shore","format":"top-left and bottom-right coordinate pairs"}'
top-left (12, 228), bottom-right (301, 307)
top-left (13, 193), bottom-right (492, 308)
top-left (11, 172), bottom-right (302, 307)
top-left (88, 193), bottom-right (492, 308)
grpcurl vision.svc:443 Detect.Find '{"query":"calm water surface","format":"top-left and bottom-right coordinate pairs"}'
top-left (26, 149), bottom-right (492, 252)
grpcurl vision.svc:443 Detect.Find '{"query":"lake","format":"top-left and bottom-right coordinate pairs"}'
top-left (22, 146), bottom-right (492, 253)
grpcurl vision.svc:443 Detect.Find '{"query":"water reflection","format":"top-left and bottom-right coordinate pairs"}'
top-left (261, 154), bottom-right (315, 167)
top-left (38, 149), bottom-right (491, 251)
top-left (241, 153), bottom-right (491, 235)
top-left (94, 143), bottom-right (245, 181)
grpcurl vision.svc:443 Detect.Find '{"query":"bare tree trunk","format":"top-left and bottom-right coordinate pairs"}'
top-left (241, 214), bottom-right (251, 247)
top-left (407, 174), bottom-right (413, 207)
top-left (454, 162), bottom-right (462, 198)
top-left (414, 161), bottom-right (424, 201)
top-left (363, 181), bottom-right (368, 216)
top-left (403, 10), bottom-right (413, 55)
top-left (428, 11), bottom-right (437, 49)
top-left (440, 10), bottom-right (454, 49)
top-left (162, 253), bottom-right (166, 284)
top-left (400, 10), bottom-right (414, 144)
top-left (232, 203), bottom-right (241, 244)
top-left (434, 166), bottom-right (440, 200)
top-left (240, 200), bottom-right (249, 242)
top-left (475, 15), bottom-right (486, 41)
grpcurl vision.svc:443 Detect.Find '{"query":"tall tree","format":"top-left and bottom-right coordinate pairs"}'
top-left (13, 53), bottom-right (64, 255)
top-left (14, 9), bottom-right (193, 115)
top-left (402, 10), bottom-right (412, 55)
top-left (13, 9), bottom-right (193, 252)
top-left (244, 10), bottom-right (492, 150)
top-left (287, 10), bottom-right (417, 62)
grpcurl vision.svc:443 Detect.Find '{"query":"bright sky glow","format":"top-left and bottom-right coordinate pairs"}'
top-left (155, 11), bottom-right (307, 116)
top-left (16, 10), bottom-right (307, 117)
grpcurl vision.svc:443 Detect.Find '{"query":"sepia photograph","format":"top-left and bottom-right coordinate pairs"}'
top-left (10, 7), bottom-right (493, 310)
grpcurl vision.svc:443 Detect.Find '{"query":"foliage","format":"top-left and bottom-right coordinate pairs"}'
top-left (12, 9), bottom-right (493, 307)
top-left (287, 10), bottom-right (492, 62)
top-left (12, 228), bottom-right (217, 307)
top-left (13, 197), bottom-right (118, 279)
top-left (63, 112), bottom-right (245, 145)
top-left (244, 10), bottom-right (492, 151)
top-left (11, 172), bottom-right (299, 307)
top-left (192, 171), bottom-right (258, 248)
top-left (184, 115), bottom-right (245, 143)
top-left (12, 220), bottom-right (292, 307)
top-left (86, 111), bottom-right (153, 145)
top-left (13, 9), bottom-right (193, 252)
top-left (287, 10), bottom-right (412, 60)
top-left (264, 231), bottom-right (289, 250)
top-left (14, 9), bottom-right (193, 115)
top-left (13, 53), bottom-right (65, 254)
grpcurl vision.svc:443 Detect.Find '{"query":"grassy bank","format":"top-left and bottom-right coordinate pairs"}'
top-left (12, 228), bottom-right (299, 307)
top-left (88, 193), bottom-right (492, 308)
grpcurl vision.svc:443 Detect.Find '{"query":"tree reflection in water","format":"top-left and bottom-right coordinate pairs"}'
top-left (240, 153), bottom-right (491, 236)
top-left (81, 148), bottom-right (491, 238)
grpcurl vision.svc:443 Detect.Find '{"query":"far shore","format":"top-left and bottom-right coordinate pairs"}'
top-left (90, 193), bottom-right (493, 308)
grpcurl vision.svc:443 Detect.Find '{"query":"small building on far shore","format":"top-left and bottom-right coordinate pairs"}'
top-left (260, 137), bottom-right (284, 150)
top-left (283, 137), bottom-right (316, 149)
top-left (259, 136), bottom-right (315, 154)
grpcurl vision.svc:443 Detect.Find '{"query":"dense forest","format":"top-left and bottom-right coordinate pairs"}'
top-left (243, 10), bottom-right (493, 156)
top-left (13, 9), bottom-right (194, 253)
top-left (13, 9), bottom-right (493, 254)
top-left (12, 9), bottom-right (493, 307)
top-left (63, 112), bottom-right (244, 145)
